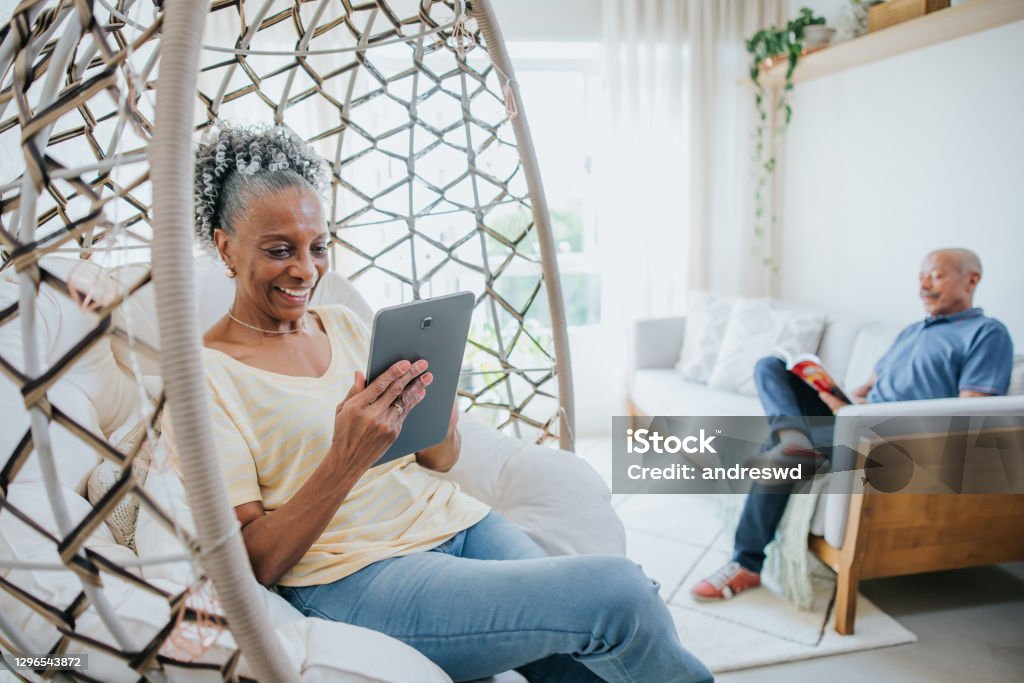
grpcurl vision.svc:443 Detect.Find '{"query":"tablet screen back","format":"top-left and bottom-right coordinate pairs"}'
top-left (366, 291), bottom-right (474, 465)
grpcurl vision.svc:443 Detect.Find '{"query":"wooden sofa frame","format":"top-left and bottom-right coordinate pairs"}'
top-left (809, 425), bottom-right (1024, 634)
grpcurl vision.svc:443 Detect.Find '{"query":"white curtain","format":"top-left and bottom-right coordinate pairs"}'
top-left (565, 0), bottom-right (783, 433)
top-left (597, 0), bottom-right (785, 323)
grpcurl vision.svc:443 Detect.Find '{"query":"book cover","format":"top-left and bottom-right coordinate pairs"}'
top-left (776, 351), bottom-right (852, 404)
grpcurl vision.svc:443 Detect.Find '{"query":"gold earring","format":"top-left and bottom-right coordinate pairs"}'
top-left (227, 266), bottom-right (237, 278)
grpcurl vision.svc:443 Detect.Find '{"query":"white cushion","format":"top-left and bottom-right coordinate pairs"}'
top-left (674, 291), bottom-right (734, 383)
top-left (0, 482), bottom-right (152, 681)
top-left (1008, 354), bottom-right (1024, 396)
top-left (708, 299), bottom-right (826, 396)
top-left (108, 263), bottom-right (163, 377)
top-left (85, 411), bottom-right (158, 550)
top-left (1, 257), bottom-right (142, 437)
top-left (842, 323), bottom-right (904, 391)
top-left (446, 415), bottom-right (624, 557)
top-left (287, 618), bottom-right (449, 682)
top-left (814, 314), bottom-right (870, 385)
top-left (631, 370), bottom-right (764, 416)
top-left (0, 374), bottom-right (103, 493)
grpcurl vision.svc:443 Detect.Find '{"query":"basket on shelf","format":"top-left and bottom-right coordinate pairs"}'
top-left (868, 0), bottom-right (951, 33)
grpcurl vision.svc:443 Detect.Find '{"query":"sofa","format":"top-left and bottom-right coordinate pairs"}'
top-left (628, 293), bottom-right (1024, 633)
top-left (0, 255), bottom-right (624, 681)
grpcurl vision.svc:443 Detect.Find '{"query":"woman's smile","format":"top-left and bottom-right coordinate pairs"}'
top-left (274, 284), bottom-right (314, 305)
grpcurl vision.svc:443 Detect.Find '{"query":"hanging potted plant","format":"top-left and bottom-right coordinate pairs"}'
top-left (746, 7), bottom-right (828, 268)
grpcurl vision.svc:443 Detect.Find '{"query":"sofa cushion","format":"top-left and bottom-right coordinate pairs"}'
top-left (674, 291), bottom-right (735, 382)
top-left (814, 314), bottom-right (870, 387)
top-left (842, 323), bottom-right (904, 391)
top-left (631, 370), bottom-right (764, 416)
top-left (1008, 354), bottom-right (1024, 396)
top-left (708, 299), bottom-right (826, 397)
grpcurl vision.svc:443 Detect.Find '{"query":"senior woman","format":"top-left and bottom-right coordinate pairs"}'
top-left (181, 125), bottom-right (712, 683)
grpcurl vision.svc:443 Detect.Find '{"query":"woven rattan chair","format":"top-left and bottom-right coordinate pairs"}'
top-left (0, 1), bottom-right (622, 680)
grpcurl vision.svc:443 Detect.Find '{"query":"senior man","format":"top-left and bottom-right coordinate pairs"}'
top-left (691, 248), bottom-right (1014, 601)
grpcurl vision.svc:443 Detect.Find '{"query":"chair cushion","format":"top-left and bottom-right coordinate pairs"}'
top-left (446, 415), bottom-right (625, 557)
top-left (0, 372), bottom-right (103, 493)
top-left (708, 299), bottom-right (826, 396)
top-left (1, 257), bottom-right (142, 437)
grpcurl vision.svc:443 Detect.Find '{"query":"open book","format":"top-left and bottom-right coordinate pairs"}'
top-left (776, 352), bottom-right (852, 404)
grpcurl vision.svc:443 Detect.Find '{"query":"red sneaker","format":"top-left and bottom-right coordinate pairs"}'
top-left (690, 561), bottom-right (761, 601)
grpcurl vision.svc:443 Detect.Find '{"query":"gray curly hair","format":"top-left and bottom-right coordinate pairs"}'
top-left (192, 124), bottom-right (329, 254)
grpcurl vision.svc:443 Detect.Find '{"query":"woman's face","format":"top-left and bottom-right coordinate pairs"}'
top-left (214, 185), bottom-right (330, 323)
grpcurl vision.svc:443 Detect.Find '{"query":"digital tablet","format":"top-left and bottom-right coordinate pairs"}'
top-left (365, 291), bottom-right (474, 465)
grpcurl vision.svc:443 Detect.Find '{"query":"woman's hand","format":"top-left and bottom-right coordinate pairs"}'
top-left (328, 359), bottom-right (433, 477)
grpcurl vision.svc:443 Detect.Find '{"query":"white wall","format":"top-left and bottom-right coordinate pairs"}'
top-left (778, 16), bottom-right (1024, 343)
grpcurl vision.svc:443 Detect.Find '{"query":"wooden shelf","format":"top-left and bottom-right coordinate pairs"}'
top-left (756, 0), bottom-right (1024, 88)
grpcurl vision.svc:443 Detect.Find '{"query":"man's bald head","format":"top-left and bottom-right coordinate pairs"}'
top-left (928, 248), bottom-right (982, 278)
top-left (919, 249), bottom-right (982, 317)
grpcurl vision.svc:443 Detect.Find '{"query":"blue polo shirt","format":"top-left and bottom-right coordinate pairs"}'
top-left (867, 308), bottom-right (1013, 403)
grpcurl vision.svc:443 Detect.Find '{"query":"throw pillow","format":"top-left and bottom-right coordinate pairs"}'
top-left (708, 299), bottom-right (826, 397)
top-left (674, 291), bottom-right (735, 383)
top-left (87, 417), bottom-right (158, 551)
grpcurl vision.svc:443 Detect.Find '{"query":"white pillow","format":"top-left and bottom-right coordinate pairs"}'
top-left (708, 299), bottom-right (826, 397)
top-left (442, 414), bottom-right (626, 557)
top-left (674, 291), bottom-right (736, 383)
top-left (1008, 354), bottom-right (1024, 396)
top-left (86, 415), bottom-right (158, 550)
top-left (842, 323), bottom-right (904, 392)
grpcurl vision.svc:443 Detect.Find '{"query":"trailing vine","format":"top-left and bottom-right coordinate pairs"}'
top-left (746, 7), bottom-right (825, 269)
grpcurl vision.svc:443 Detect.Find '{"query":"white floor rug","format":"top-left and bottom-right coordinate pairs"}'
top-left (617, 493), bottom-right (918, 673)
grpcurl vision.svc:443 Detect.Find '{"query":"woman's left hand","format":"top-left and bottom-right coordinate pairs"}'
top-left (416, 400), bottom-right (461, 472)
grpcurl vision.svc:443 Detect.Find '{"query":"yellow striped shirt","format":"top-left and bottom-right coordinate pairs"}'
top-left (167, 304), bottom-right (489, 586)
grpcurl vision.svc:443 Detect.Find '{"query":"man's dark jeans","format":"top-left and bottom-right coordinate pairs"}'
top-left (732, 357), bottom-right (835, 573)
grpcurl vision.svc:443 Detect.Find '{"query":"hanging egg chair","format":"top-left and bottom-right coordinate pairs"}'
top-left (0, 1), bottom-right (622, 680)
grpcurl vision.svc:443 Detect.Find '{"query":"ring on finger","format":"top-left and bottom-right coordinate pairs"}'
top-left (392, 402), bottom-right (405, 416)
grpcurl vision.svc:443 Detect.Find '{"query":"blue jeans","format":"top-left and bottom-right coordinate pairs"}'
top-left (733, 357), bottom-right (835, 573)
top-left (279, 511), bottom-right (712, 683)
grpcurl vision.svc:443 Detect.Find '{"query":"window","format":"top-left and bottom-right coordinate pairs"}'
top-left (506, 42), bottom-right (603, 328)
